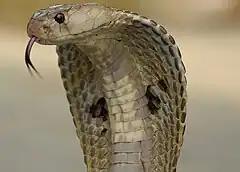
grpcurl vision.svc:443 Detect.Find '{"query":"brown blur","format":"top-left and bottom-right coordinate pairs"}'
top-left (0, 1), bottom-right (239, 172)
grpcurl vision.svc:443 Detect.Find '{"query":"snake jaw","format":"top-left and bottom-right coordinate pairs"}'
top-left (25, 36), bottom-right (42, 78)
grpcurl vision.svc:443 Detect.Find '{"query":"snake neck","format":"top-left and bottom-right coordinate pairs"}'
top-left (75, 39), bottom-right (156, 172)
top-left (75, 38), bottom-right (126, 72)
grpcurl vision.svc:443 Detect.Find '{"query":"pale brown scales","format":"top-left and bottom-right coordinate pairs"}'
top-left (114, 15), bottom-right (187, 171)
top-left (25, 3), bottom-right (187, 172)
top-left (57, 43), bottom-right (110, 172)
top-left (58, 15), bottom-right (186, 172)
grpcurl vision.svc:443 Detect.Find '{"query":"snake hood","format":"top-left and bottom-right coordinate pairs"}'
top-left (25, 3), bottom-right (187, 172)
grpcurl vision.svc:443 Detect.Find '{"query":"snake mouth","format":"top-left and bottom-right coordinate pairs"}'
top-left (25, 36), bottom-right (42, 78)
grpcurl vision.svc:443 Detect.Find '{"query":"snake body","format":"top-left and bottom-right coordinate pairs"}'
top-left (25, 3), bottom-right (187, 172)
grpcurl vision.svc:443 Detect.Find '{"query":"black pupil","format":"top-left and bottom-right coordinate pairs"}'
top-left (54, 13), bottom-right (65, 24)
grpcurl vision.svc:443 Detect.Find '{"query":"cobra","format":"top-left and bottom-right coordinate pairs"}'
top-left (25, 3), bottom-right (187, 172)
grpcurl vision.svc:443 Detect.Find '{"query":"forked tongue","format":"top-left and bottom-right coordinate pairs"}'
top-left (25, 36), bottom-right (42, 78)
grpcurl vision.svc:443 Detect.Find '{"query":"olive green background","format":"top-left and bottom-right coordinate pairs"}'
top-left (0, 1), bottom-right (239, 172)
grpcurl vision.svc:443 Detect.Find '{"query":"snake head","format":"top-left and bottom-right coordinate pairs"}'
top-left (25, 3), bottom-right (116, 76)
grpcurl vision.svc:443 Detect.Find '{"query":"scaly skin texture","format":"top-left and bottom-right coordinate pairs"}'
top-left (25, 3), bottom-right (187, 172)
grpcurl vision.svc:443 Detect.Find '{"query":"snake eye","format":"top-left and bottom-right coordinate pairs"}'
top-left (54, 13), bottom-right (65, 24)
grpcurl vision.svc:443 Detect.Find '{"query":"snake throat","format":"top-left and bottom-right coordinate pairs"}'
top-left (25, 36), bottom-right (42, 78)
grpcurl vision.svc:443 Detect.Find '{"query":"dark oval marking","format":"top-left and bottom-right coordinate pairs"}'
top-left (181, 61), bottom-right (186, 72)
top-left (180, 85), bottom-right (184, 97)
top-left (169, 35), bottom-right (176, 44)
top-left (140, 15), bottom-right (148, 19)
top-left (176, 133), bottom-right (180, 143)
top-left (101, 128), bottom-right (108, 136)
top-left (182, 125), bottom-right (186, 136)
top-left (181, 112), bottom-right (186, 123)
top-left (159, 25), bottom-right (167, 34)
top-left (175, 95), bottom-right (179, 105)
top-left (97, 97), bottom-right (106, 106)
top-left (178, 72), bottom-right (183, 83)
top-left (150, 19), bottom-right (158, 26)
top-left (72, 118), bottom-right (77, 127)
top-left (131, 12), bottom-right (138, 15)
top-left (181, 98), bottom-right (187, 111)
top-left (177, 47), bottom-right (182, 58)
top-left (124, 10), bottom-right (131, 13)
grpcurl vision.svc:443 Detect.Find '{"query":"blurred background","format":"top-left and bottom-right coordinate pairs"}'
top-left (0, 0), bottom-right (239, 172)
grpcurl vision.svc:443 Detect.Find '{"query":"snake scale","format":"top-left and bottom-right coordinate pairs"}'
top-left (25, 2), bottom-right (187, 172)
